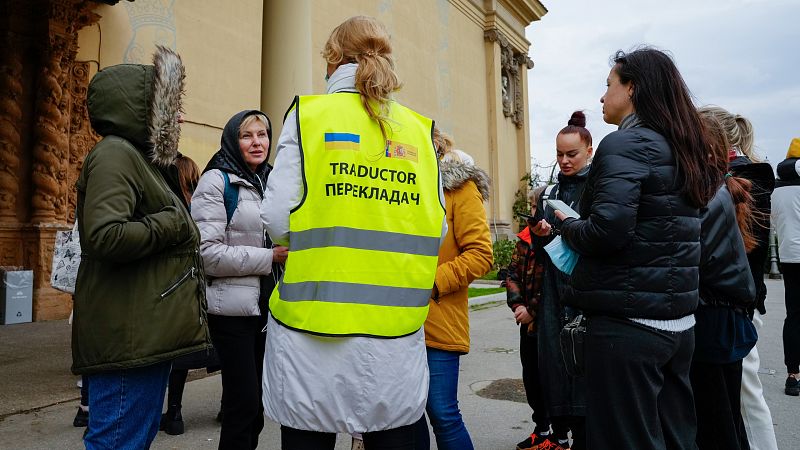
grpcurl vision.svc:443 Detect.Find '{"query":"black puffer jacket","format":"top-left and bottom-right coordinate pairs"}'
top-left (729, 158), bottom-right (774, 315)
top-left (560, 126), bottom-right (701, 319)
top-left (698, 185), bottom-right (756, 308)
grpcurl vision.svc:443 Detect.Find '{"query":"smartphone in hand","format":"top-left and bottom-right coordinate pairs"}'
top-left (545, 199), bottom-right (580, 219)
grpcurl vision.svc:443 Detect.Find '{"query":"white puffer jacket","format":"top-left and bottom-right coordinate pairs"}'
top-left (192, 169), bottom-right (276, 316)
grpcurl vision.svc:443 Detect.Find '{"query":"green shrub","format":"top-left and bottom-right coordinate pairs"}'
top-left (492, 238), bottom-right (516, 270)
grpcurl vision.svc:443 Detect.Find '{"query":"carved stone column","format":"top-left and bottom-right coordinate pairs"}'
top-left (0, 34), bottom-right (24, 221)
top-left (26, 0), bottom-right (101, 320)
top-left (30, 18), bottom-right (69, 222)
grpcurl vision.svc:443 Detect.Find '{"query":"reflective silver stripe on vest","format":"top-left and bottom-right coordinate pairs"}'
top-left (279, 281), bottom-right (431, 307)
top-left (290, 227), bottom-right (440, 256)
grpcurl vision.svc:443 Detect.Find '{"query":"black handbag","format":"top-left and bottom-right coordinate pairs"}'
top-left (560, 314), bottom-right (587, 377)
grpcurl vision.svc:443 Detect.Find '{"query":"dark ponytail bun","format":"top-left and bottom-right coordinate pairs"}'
top-left (558, 110), bottom-right (592, 146)
top-left (567, 110), bottom-right (586, 128)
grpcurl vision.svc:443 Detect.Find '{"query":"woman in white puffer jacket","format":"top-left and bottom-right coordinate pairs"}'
top-left (191, 109), bottom-right (287, 450)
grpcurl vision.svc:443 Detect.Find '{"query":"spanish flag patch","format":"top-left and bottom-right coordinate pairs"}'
top-left (324, 132), bottom-right (360, 151)
top-left (385, 140), bottom-right (418, 162)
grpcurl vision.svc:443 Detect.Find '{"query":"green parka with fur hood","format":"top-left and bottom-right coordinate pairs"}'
top-left (71, 47), bottom-right (211, 375)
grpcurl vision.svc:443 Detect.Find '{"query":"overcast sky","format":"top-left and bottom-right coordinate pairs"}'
top-left (525, 0), bottom-right (800, 181)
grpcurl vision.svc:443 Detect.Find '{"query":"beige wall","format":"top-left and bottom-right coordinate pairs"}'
top-left (77, 0), bottom-right (264, 167)
top-left (263, 0), bottom-right (544, 234)
top-left (77, 0), bottom-right (545, 235)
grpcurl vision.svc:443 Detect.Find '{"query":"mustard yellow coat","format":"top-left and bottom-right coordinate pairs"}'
top-left (425, 159), bottom-right (493, 353)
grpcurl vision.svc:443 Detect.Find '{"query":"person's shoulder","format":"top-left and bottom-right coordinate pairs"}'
top-left (600, 127), bottom-right (664, 149)
top-left (196, 169), bottom-right (226, 193)
top-left (82, 136), bottom-right (146, 174)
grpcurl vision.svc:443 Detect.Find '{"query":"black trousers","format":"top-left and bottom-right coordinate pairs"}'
top-left (208, 314), bottom-right (266, 450)
top-left (281, 424), bottom-right (415, 450)
top-left (782, 263), bottom-right (800, 373)
top-left (585, 316), bottom-right (696, 450)
top-left (165, 368), bottom-right (188, 409)
top-left (80, 375), bottom-right (89, 406)
top-left (552, 415), bottom-right (586, 450)
top-left (519, 326), bottom-right (551, 433)
top-left (690, 360), bottom-right (748, 450)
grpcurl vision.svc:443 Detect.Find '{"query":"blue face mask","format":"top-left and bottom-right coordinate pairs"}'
top-left (544, 235), bottom-right (579, 275)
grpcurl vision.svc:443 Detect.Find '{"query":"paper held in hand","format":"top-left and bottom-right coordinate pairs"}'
top-left (545, 199), bottom-right (580, 219)
top-left (544, 236), bottom-right (579, 275)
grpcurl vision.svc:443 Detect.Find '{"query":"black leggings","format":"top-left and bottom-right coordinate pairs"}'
top-left (209, 314), bottom-right (266, 450)
top-left (782, 263), bottom-right (800, 373)
top-left (690, 360), bottom-right (748, 450)
top-left (280, 424), bottom-right (415, 450)
top-left (519, 326), bottom-right (551, 433)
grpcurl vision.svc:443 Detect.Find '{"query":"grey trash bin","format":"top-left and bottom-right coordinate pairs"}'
top-left (0, 266), bottom-right (33, 325)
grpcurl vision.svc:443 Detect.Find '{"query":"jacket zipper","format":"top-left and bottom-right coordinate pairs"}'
top-left (160, 267), bottom-right (196, 299)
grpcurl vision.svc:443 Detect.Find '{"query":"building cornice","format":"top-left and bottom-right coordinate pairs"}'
top-left (449, 0), bottom-right (486, 28)
top-left (498, 0), bottom-right (547, 24)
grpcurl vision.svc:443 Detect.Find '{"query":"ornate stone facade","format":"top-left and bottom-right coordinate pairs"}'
top-left (0, 0), bottom-right (102, 320)
top-left (484, 28), bottom-right (535, 128)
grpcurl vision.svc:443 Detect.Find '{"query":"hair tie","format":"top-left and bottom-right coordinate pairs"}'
top-left (724, 172), bottom-right (733, 179)
top-left (363, 50), bottom-right (378, 57)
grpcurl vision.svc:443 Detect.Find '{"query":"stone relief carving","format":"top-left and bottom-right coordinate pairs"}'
top-left (124, 0), bottom-right (177, 63)
top-left (67, 62), bottom-right (98, 222)
top-left (484, 29), bottom-right (534, 128)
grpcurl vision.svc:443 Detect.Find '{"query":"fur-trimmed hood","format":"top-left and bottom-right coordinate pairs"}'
top-left (88, 46), bottom-right (185, 168)
top-left (439, 159), bottom-right (491, 201)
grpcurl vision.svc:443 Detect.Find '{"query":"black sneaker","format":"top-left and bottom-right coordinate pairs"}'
top-left (786, 376), bottom-right (800, 396)
top-left (72, 407), bottom-right (89, 427)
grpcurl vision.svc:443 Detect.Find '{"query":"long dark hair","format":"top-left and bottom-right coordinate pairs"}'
top-left (613, 47), bottom-right (722, 207)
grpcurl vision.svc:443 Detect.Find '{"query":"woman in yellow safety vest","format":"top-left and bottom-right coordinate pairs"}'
top-left (261, 16), bottom-right (446, 450)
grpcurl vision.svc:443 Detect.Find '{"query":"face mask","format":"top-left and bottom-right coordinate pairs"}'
top-left (543, 235), bottom-right (579, 275)
top-left (325, 73), bottom-right (330, 82)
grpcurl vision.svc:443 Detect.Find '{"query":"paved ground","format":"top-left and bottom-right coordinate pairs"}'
top-left (0, 280), bottom-right (796, 449)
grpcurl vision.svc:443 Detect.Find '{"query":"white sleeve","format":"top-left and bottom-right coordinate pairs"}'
top-left (261, 110), bottom-right (303, 246)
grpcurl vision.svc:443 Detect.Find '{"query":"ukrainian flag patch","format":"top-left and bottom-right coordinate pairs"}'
top-left (324, 132), bottom-right (360, 151)
top-left (385, 140), bottom-right (418, 162)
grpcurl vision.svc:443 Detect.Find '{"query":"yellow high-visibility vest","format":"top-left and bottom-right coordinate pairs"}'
top-left (270, 93), bottom-right (445, 337)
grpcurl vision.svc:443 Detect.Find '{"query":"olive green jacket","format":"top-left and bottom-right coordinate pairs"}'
top-left (71, 49), bottom-right (211, 375)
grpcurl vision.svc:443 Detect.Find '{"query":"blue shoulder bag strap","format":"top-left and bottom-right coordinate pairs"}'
top-left (221, 171), bottom-right (239, 226)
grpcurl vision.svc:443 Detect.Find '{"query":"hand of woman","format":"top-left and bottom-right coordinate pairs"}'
top-left (554, 210), bottom-right (568, 222)
top-left (272, 246), bottom-right (289, 263)
top-left (531, 219), bottom-right (552, 237)
top-left (513, 305), bottom-right (534, 325)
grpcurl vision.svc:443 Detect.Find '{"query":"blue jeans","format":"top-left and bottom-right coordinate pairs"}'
top-left (84, 361), bottom-right (171, 450)
top-left (414, 347), bottom-right (474, 450)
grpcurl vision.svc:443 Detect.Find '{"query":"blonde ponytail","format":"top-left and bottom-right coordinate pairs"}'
top-left (323, 16), bottom-right (402, 141)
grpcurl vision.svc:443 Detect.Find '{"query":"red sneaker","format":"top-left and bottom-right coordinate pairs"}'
top-left (516, 433), bottom-right (549, 450)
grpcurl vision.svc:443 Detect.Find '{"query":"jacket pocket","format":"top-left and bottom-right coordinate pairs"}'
top-left (160, 266), bottom-right (197, 300)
